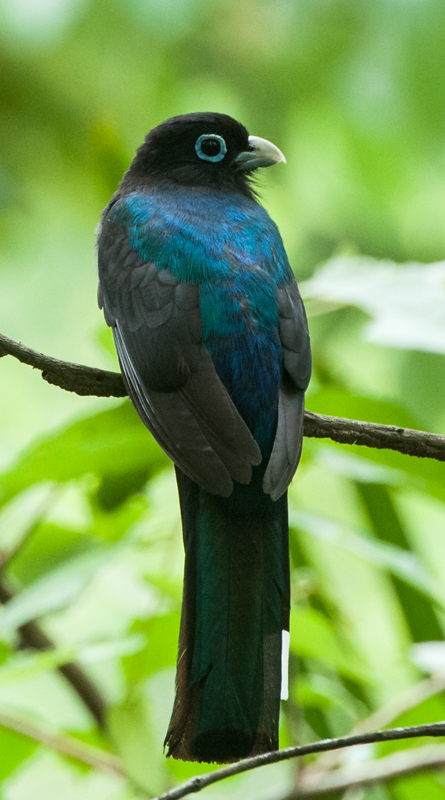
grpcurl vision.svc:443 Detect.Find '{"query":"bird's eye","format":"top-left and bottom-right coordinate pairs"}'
top-left (195, 134), bottom-right (227, 163)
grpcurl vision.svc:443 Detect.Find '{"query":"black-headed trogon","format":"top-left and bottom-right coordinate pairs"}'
top-left (97, 113), bottom-right (311, 763)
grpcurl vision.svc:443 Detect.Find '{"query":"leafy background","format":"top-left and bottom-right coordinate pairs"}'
top-left (1, 0), bottom-right (445, 798)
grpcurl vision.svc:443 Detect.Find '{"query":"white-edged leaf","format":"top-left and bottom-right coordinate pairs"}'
top-left (411, 642), bottom-right (445, 675)
top-left (78, 634), bottom-right (146, 664)
top-left (302, 255), bottom-right (445, 353)
top-left (0, 635), bottom-right (146, 687)
top-left (0, 549), bottom-right (110, 635)
top-left (316, 447), bottom-right (403, 485)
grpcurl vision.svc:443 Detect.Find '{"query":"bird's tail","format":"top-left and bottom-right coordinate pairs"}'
top-left (164, 468), bottom-right (290, 763)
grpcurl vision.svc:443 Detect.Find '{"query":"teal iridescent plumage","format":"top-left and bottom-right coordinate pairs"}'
top-left (97, 113), bottom-right (311, 762)
top-left (110, 187), bottom-right (289, 451)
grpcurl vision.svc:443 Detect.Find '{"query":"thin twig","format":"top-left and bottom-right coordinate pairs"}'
top-left (280, 743), bottom-right (445, 798)
top-left (0, 577), bottom-right (107, 729)
top-left (301, 675), bottom-right (445, 778)
top-left (0, 707), bottom-right (123, 777)
top-left (3, 709), bottom-right (445, 800)
top-left (153, 722), bottom-right (445, 800)
top-left (2, 331), bottom-right (445, 462)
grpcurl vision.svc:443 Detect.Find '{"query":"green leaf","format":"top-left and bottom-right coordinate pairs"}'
top-left (316, 447), bottom-right (403, 486)
top-left (0, 750), bottom-right (122, 799)
top-left (307, 388), bottom-right (421, 430)
top-left (94, 467), bottom-right (150, 512)
top-left (291, 510), bottom-right (441, 604)
top-left (316, 437), bottom-right (445, 506)
top-left (296, 674), bottom-right (361, 719)
top-left (11, 522), bottom-right (96, 586)
top-left (379, 694), bottom-right (445, 758)
top-left (357, 482), bottom-right (443, 643)
top-left (306, 390), bottom-right (445, 503)
top-left (392, 774), bottom-right (445, 800)
top-left (108, 685), bottom-right (168, 795)
top-left (0, 636), bottom-right (145, 687)
top-left (123, 613), bottom-right (180, 685)
top-left (0, 549), bottom-right (109, 635)
top-left (0, 727), bottom-right (36, 781)
top-left (89, 495), bottom-right (150, 543)
top-left (0, 401), bottom-right (169, 506)
top-left (290, 606), bottom-right (368, 681)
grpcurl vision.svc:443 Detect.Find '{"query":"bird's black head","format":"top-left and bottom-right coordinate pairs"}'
top-left (120, 112), bottom-right (285, 199)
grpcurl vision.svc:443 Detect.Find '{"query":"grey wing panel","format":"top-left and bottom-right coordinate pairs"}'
top-left (277, 282), bottom-right (312, 391)
top-left (263, 280), bottom-right (311, 500)
top-left (263, 384), bottom-right (305, 501)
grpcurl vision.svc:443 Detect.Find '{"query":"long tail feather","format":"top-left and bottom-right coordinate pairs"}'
top-left (165, 468), bottom-right (290, 763)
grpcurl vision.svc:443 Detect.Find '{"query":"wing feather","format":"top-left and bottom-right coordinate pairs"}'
top-left (99, 218), bottom-right (261, 495)
top-left (263, 281), bottom-right (311, 500)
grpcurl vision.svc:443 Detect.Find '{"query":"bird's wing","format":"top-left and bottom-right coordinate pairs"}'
top-left (263, 279), bottom-right (311, 501)
top-left (98, 213), bottom-right (261, 497)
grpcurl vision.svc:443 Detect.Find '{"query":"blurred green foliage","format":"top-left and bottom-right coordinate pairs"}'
top-left (2, 0), bottom-right (445, 798)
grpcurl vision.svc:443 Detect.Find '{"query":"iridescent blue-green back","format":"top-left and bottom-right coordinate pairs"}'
top-left (99, 183), bottom-right (310, 762)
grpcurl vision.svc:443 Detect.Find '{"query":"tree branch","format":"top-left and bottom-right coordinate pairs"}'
top-left (152, 722), bottom-right (445, 800)
top-left (0, 332), bottom-right (126, 397)
top-left (2, 331), bottom-right (445, 462)
top-left (0, 706), bottom-right (123, 777)
top-left (302, 410), bottom-right (445, 461)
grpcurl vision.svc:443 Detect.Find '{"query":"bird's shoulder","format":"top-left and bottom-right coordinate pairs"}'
top-left (98, 186), bottom-right (292, 285)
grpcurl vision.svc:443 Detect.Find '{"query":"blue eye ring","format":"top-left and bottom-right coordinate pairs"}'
top-left (195, 134), bottom-right (227, 163)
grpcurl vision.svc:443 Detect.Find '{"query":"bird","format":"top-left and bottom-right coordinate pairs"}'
top-left (97, 112), bottom-right (311, 764)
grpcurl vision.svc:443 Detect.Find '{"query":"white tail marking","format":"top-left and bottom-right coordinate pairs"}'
top-left (281, 630), bottom-right (290, 700)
